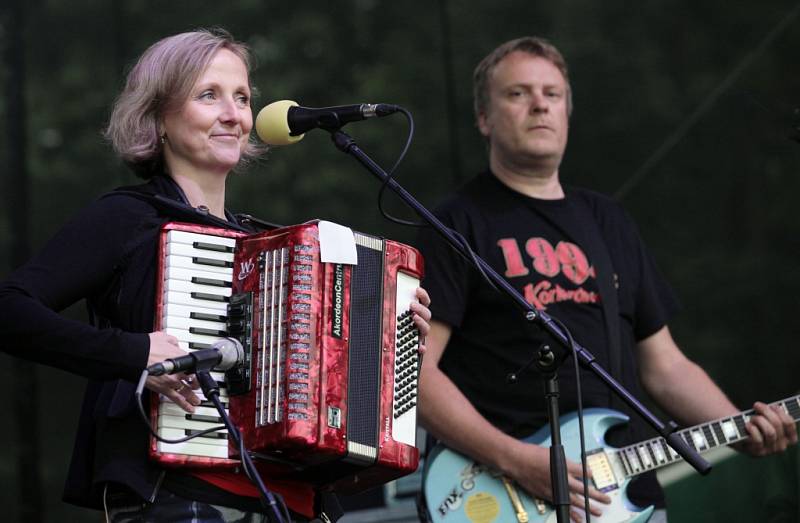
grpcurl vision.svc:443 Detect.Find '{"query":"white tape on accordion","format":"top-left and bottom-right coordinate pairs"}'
top-left (318, 220), bottom-right (358, 265)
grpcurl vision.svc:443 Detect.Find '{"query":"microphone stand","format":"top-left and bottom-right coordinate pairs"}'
top-left (193, 370), bottom-right (287, 523)
top-left (326, 128), bottom-right (711, 520)
top-left (508, 343), bottom-right (571, 522)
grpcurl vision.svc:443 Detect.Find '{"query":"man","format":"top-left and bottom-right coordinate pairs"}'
top-left (416, 36), bottom-right (796, 522)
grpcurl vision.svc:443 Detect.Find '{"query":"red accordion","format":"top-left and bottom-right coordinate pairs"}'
top-left (150, 221), bottom-right (423, 493)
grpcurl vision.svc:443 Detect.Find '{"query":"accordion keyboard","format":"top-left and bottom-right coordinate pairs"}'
top-left (156, 229), bottom-right (237, 459)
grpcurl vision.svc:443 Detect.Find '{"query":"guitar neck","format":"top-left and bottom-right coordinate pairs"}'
top-left (614, 394), bottom-right (800, 479)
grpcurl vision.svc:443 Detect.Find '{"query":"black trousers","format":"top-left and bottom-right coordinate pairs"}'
top-left (103, 483), bottom-right (318, 523)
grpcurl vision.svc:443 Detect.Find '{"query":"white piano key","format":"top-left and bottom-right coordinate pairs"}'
top-left (157, 427), bottom-right (229, 445)
top-left (157, 383), bottom-right (229, 404)
top-left (166, 241), bottom-right (236, 263)
top-left (163, 290), bottom-right (229, 313)
top-left (166, 326), bottom-right (228, 346)
top-left (163, 315), bottom-right (228, 333)
top-left (158, 414), bottom-right (228, 433)
top-left (160, 403), bottom-right (228, 419)
top-left (166, 254), bottom-right (233, 276)
top-left (166, 265), bottom-right (233, 285)
top-left (156, 439), bottom-right (230, 458)
top-left (168, 230), bottom-right (237, 249)
top-left (162, 302), bottom-right (228, 322)
top-left (164, 278), bottom-right (233, 297)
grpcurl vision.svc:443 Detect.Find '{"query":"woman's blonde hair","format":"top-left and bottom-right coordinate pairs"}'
top-left (105, 28), bottom-right (262, 178)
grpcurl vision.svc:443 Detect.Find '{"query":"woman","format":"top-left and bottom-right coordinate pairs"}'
top-left (0, 28), bottom-right (431, 522)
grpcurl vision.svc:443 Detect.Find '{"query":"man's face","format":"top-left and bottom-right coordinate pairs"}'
top-left (478, 51), bottom-right (569, 171)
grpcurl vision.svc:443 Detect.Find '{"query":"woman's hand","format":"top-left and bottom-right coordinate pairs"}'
top-left (410, 287), bottom-right (432, 355)
top-left (146, 331), bottom-right (201, 413)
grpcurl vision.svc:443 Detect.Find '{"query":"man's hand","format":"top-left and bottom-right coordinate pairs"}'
top-left (505, 442), bottom-right (611, 522)
top-left (734, 401), bottom-right (798, 456)
top-left (410, 287), bottom-right (432, 355)
top-left (145, 331), bottom-right (201, 413)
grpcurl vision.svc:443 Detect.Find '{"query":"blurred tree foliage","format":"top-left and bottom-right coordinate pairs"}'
top-left (1, 1), bottom-right (799, 521)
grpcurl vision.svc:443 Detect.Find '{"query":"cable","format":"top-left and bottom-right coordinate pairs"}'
top-left (134, 370), bottom-right (228, 444)
top-left (550, 316), bottom-right (591, 523)
top-left (134, 371), bottom-right (289, 523)
top-left (376, 107), bottom-right (428, 227)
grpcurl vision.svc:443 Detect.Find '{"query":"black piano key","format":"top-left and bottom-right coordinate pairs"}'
top-left (186, 413), bottom-right (223, 423)
top-left (192, 276), bottom-right (231, 288)
top-left (191, 292), bottom-right (229, 303)
top-left (192, 256), bottom-right (233, 268)
top-left (198, 400), bottom-right (228, 409)
top-left (185, 429), bottom-right (227, 440)
top-left (193, 241), bottom-right (234, 253)
top-left (189, 327), bottom-right (228, 337)
top-left (189, 342), bottom-right (213, 350)
top-left (190, 312), bottom-right (228, 322)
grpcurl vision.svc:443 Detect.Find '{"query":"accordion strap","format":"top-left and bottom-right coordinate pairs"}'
top-left (104, 188), bottom-right (281, 233)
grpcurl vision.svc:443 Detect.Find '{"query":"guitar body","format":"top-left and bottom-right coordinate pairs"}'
top-left (423, 409), bottom-right (655, 523)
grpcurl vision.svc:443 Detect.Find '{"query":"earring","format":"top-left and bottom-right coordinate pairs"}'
top-left (160, 134), bottom-right (166, 145)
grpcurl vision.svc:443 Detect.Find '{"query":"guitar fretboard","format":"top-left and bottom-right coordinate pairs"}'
top-left (614, 395), bottom-right (800, 478)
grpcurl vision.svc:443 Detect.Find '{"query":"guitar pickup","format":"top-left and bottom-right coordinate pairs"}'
top-left (586, 448), bottom-right (619, 492)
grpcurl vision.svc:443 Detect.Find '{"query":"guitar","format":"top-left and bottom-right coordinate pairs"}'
top-left (423, 395), bottom-right (800, 523)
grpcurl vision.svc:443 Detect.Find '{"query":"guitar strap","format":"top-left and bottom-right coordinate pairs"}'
top-left (561, 190), bottom-right (623, 408)
top-left (520, 189), bottom-right (623, 407)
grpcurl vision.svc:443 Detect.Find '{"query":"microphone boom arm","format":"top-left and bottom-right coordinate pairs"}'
top-left (326, 127), bottom-right (712, 476)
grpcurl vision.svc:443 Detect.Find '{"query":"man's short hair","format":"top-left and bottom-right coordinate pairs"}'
top-left (473, 36), bottom-right (573, 123)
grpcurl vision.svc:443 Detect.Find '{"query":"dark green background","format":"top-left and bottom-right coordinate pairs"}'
top-left (1, 1), bottom-right (799, 521)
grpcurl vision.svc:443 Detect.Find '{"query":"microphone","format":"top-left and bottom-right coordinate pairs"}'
top-left (146, 338), bottom-right (245, 377)
top-left (255, 100), bottom-right (399, 145)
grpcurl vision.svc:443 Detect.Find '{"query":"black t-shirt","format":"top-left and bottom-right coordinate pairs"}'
top-left (415, 171), bottom-right (680, 507)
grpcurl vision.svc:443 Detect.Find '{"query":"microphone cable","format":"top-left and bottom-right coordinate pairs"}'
top-left (548, 315), bottom-right (592, 523)
top-left (376, 106), bottom-right (427, 227)
top-left (134, 370), bottom-right (291, 523)
top-left (134, 370), bottom-right (227, 444)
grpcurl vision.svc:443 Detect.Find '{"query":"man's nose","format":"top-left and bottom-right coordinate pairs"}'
top-left (529, 91), bottom-right (549, 113)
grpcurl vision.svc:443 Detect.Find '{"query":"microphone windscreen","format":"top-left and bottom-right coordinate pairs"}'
top-left (255, 100), bottom-right (305, 145)
top-left (212, 338), bottom-right (244, 370)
